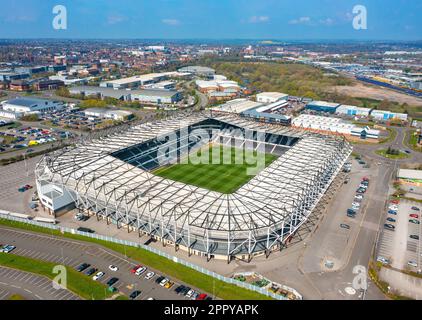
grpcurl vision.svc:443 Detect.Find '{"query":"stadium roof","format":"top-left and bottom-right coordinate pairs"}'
top-left (38, 113), bottom-right (351, 239)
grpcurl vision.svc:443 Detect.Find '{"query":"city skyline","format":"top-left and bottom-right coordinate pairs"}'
top-left (0, 0), bottom-right (421, 41)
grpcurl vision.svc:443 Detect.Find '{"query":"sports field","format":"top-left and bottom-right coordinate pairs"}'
top-left (153, 144), bottom-right (278, 194)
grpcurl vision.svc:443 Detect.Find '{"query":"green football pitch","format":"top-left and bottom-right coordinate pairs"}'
top-left (153, 145), bottom-right (278, 194)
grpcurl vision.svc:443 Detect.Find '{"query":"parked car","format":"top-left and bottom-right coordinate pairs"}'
top-left (131, 265), bottom-right (142, 274)
top-left (106, 277), bottom-right (119, 287)
top-left (77, 227), bottom-right (95, 233)
top-left (93, 271), bottom-right (105, 281)
top-left (196, 294), bottom-right (208, 300)
top-left (409, 219), bottom-right (420, 225)
top-left (109, 265), bottom-right (118, 272)
top-left (408, 261), bottom-right (418, 268)
top-left (164, 281), bottom-right (174, 289)
top-left (191, 292), bottom-right (199, 300)
top-left (340, 224), bottom-right (350, 230)
top-left (145, 271), bottom-right (155, 280)
top-left (159, 278), bottom-right (169, 287)
top-left (411, 206), bottom-right (420, 211)
top-left (386, 217), bottom-right (396, 223)
top-left (384, 224), bottom-right (395, 231)
top-left (390, 200), bottom-right (399, 204)
top-left (135, 266), bottom-right (147, 276)
top-left (76, 263), bottom-right (90, 272)
top-left (377, 256), bottom-right (390, 265)
top-left (388, 210), bottom-right (397, 215)
top-left (410, 235), bottom-right (420, 240)
top-left (85, 267), bottom-right (98, 276)
top-left (175, 285), bottom-right (186, 294)
top-left (155, 276), bottom-right (165, 284)
top-left (186, 289), bottom-right (195, 298)
top-left (410, 214), bottom-right (419, 219)
top-left (0, 245), bottom-right (16, 253)
top-left (130, 290), bottom-right (142, 300)
top-left (347, 212), bottom-right (356, 218)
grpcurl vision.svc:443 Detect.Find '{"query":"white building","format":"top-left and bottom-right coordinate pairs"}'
top-left (256, 92), bottom-right (289, 104)
top-left (336, 105), bottom-right (371, 117)
top-left (1, 98), bottom-right (65, 114)
top-left (100, 72), bottom-right (187, 89)
top-left (292, 114), bottom-right (380, 139)
top-left (211, 99), bottom-right (262, 114)
top-left (370, 110), bottom-right (408, 121)
top-left (84, 108), bottom-right (133, 121)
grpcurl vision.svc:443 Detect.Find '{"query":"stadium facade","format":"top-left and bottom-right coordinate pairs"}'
top-left (35, 113), bottom-right (352, 262)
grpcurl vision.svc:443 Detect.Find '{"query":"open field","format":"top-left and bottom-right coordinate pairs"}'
top-left (331, 83), bottom-right (422, 108)
top-left (153, 145), bottom-right (278, 194)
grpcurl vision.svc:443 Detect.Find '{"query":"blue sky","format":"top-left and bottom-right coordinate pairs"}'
top-left (0, 0), bottom-right (420, 40)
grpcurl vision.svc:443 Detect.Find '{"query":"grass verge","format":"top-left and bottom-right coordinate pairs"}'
top-left (0, 253), bottom-right (113, 300)
top-left (375, 149), bottom-right (410, 159)
top-left (0, 218), bottom-right (271, 300)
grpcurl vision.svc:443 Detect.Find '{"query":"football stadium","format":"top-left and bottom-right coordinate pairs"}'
top-left (35, 112), bottom-right (352, 261)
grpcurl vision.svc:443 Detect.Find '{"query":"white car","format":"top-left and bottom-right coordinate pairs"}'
top-left (93, 271), bottom-right (105, 281)
top-left (186, 289), bottom-right (194, 298)
top-left (355, 194), bottom-right (363, 199)
top-left (135, 267), bottom-right (147, 276)
top-left (109, 265), bottom-right (118, 272)
top-left (159, 278), bottom-right (169, 287)
top-left (377, 256), bottom-right (390, 265)
top-left (145, 271), bottom-right (155, 280)
top-left (408, 261), bottom-right (418, 268)
top-left (352, 202), bottom-right (361, 208)
top-left (389, 205), bottom-right (399, 211)
top-left (0, 245), bottom-right (16, 253)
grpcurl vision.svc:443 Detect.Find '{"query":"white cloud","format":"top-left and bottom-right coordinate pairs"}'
top-left (319, 18), bottom-right (334, 26)
top-left (288, 16), bottom-right (311, 25)
top-left (107, 14), bottom-right (127, 25)
top-left (162, 19), bottom-right (181, 26)
top-left (249, 16), bottom-right (270, 23)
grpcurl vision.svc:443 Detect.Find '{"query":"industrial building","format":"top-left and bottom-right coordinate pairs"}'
top-left (336, 105), bottom-right (371, 117)
top-left (256, 92), bottom-right (289, 104)
top-left (305, 101), bottom-right (341, 114)
top-left (100, 72), bottom-right (188, 89)
top-left (84, 108), bottom-right (133, 121)
top-left (196, 79), bottom-right (240, 94)
top-left (292, 114), bottom-right (380, 140)
top-left (35, 112), bottom-right (352, 261)
top-left (1, 97), bottom-right (65, 115)
top-left (178, 66), bottom-right (216, 78)
top-left (370, 110), bottom-right (408, 121)
top-left (70, 86), bottom-right (182, 105)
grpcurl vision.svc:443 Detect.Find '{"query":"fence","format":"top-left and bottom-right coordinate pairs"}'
top-left (0, 212), bottom-right (296, 300)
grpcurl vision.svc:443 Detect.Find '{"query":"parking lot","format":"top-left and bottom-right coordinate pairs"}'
top-left (0, 226), bottom-right (211, 300)
top-left (0, 155), bottom-right (39, 214)
top-left (0, 124), bottom-right (72, 154)
top-left (0, 266), bottom-right (80, 300)
top-left (377, 199), bottom-right (421, 272)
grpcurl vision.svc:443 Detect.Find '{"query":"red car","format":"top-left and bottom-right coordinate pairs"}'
top-left (362, 177), bottom-right (369, 182)
top-left (410, 214), bottom-right (419, 219)
top-left (390, 200), bottom-right (399, 204)
top-left (25, 185), bottom-right (33, 189)
top-left (196, 293), bottom-right (207, 300)
top-left (130, 265), bottom-right (142, 274)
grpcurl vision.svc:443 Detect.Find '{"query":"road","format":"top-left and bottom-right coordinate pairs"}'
top-left (0, 266), bottom-right (80, 300)
top-left (0, 225), bottom-right (209, 300)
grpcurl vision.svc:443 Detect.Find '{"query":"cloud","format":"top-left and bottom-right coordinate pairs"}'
top-left (107, 14), bottom-right (127, 25)
top-left (288, 16), bottom-right (311, 25)
top-left (162, 19), bottom-right (181, 26)
top-left (249, 16), bottom-right (269, 23)
top-left (319, 18), bottom-right (334, 26)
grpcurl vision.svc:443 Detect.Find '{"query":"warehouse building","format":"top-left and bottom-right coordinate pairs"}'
top-left (370, 110), bottom-right (408, 121)
top-left (256, 92), bottom-right (289, 104)
top-left (1, 97), bottom-right (65, 114)
top-left (84, 108), bottom-right (133, 121)
top-left (70, 86), bottom-right (182, 105)
top-left (100, 72), bottom-right (187, 89)
top-left (336, 105), bottom-right (371, 117)
top-left (292, 114), bottom-right (379, 140)
top-left (178, 66), bottom-right (215, 78)
top-left (305, 101), bottom-right (340, 113)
